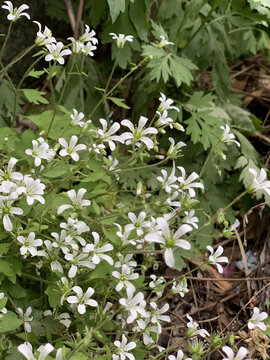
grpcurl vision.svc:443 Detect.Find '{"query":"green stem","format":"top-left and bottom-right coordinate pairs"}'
top-left (46, 55), bottom-right (77, 137)
top-left (200, 141), bottom-right (220, 177)
top-left (0, 22), bottom-right (13, 63)
top-left (80, 55), bottom-right (85, 113)
top-left (0, 44), bottom-right (36, 75)
top-left (88, 56), bottom-right (150, 119)
top-left (21, 272), bottom-right (54, 284)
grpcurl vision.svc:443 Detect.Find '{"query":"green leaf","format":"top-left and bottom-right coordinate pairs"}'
top-left (22, 89), bottom-right (49, 105)
top-left (0, 260), bottom-right (17, 284)
top-left (43, 162), bottom-right (70, 178)
top-left (27, 69), bottom-right (46, 78)
top-left (169, 55), bottom-right (197, 87)
top-left (45, 285), bottom-right (61, 308)
top-left (186, 91), bottom-right (216, 109)
top-left (107, 0), bottom-right (125, 22)
top-left (109, 97), bottom-right (130, 109)
top-left (88, 261), bottom-right (113, 280)
top-left (0, 313), bottom-right (22, 333)
top-left (70, 353), bottom-right (90, 360)
top-left (0, 297), bottom-right (7, 311)
top-left (0, 243), bottom-right (9, 255)
top-left (130, 0), bottom-right (148, 41)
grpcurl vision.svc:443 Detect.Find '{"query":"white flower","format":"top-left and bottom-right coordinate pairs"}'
top-left (97, 119), bottom-right (121, 151)
top-left (57, 188), bottom-right (91, 215)
top-left (0, 157), bottom-right (23, 196)
top-left (18, 342), bottom-right (54, 360)
top-left (2, 1), bottom-right (30, 21)
top-left (157, 162), bottom-right (178, 193)
top-left (158, 93), bottom-right (179, 113)
top-left (115, 254), bottom-right (137, 269)
top-left (167, 138), bottom-right (186, 158)
top-left (45, 42), bottom-right (72, 65)
top-left (121, 116), bottom-right (158, 149)
top-left (17, 232), bottom-right (42, 257)
top-left (150, 302), bottom-right (170, 333)
top-left (156, 110), bottom-right (174, 129)
top-left (186, 315), bottom-right (210, 338)
top-left (60, 216), bottom-right (90, 238)
top-left (70, 109), bottom-right (85, 127)
top-left (145, 218), bottom-right (192, 268)
top-left (58, 135), bottom-right (86, 161)
top-left (43, 240), bottom-right (63, 273)
top-left (83, 41), bottom-right (97, 56)
top-left (33, 21), bottom-right (56, 46)
top-left (0, 293), bottom-right (7, 314)
top-left (132, 319), bottom-right (158, 345)
top-left (113, 334), bottom-right (136, 360)
top-left (168, 350), bottom-right (186, 360)
top-left (119, 292), bottom-right (147, 323)
top-left (222, 346), bottom-right (249, 360)
top-left (67, 286), bottom-right (98, 314)
top-left (0, 196), bottom-right (23, 231)
top-left (177, 166), bottom-right (204, 197)
top-left (248, 307), bottom-right (268, 331)
top-left (22, 177), bottom-right (45, 205)
top-left (65, 251), bottom-right (95, 278)
top-left (112, 264), bottom-right (139, 296)
top-left (171, 278), bottom-right (189, 297)
top-left (220, 125), bottom-right (240, 147)
top-left (207, 246), bottom-right (229, 274)
top-left (110, 33), bottom-right (134, 49)
top-left (67, 37), bottom-right (85, 54)
top-left (83, 231), bottom-right (114, 265)
top-left (183, 210), bottom-right (198, 229)
top-left (79, 25), bottom-right (98, 44)
top-left (248, 168), bottom-right (270, 195)
top-left (125, 211), bottom-right (151, 236)
top-left (17, 307), bottom-right (33, 333)
top-left (159, 35), bottom-right (174, 47)
top-left (25, 137), bottom-right (55, 166)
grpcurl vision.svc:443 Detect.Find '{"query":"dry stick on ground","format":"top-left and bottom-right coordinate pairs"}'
top-left (64, 0), bottom-right (76, 35)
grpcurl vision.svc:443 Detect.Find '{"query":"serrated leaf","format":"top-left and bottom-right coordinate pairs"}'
top-left (0, 313), bottom-right (22, 333)
top-left (109, 97), bottom-right (130, 109)
top-left (169, 55), bottom-right (197, 87)
top-left (186, 91), bottom-right (216, 109)
top-left (107, 0), bottom-right (125, 22)
top-left (22, 89), bottom-right (49, 105)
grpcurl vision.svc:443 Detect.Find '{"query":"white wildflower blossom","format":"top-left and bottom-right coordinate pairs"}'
top-left (33, 21), bottom-right (56, 46)
top-left (67, 37), bottom-right (84, 54)
top-left (0, 157), bottom-right (23, 191)
top-left (115, 254), bottom-right (137, 269)
top-left (0, 196), bottom-right (23, 231)
top-left (167, 138), bottom-right (186, 158)
top-left (18, 342), bottom-right (54, 360)
top-left (158, 93), bottom-right (179, 113)
top-left (65, 251), bottom-right (95, 278)
top-left (248, 168), bottom-right (270, 195)
top-left (45, 42), bottom-right (72, 65)
top-left (83, 41), bottom-right (97, 56)
top-left (79, 25), bottom-right (98, 44)
top-left (171, 278), bottom-right (189, 297)
top-left (155, 110), bottom-right (174, 129)
top-left (222, 346), bottom-right (249, 360)
top-left (121, 116), bottom-right (158, 149)
top-left (168, 350), bottom-right (192, 360)
top-left (83, 231), bottom-right (114, 265)
top-left (57, 188), bottom-right (91, 215)
top-left (177, 166), bottom-right (204, 197)
top-left (112, 264), bottom-right (139, 296)
top-left (183, 210), bottom-right (198, 229)
top-left (2, 1), bottom-right (30, 21)
top-left (145, 218), bottom-right (192, 268)
top-left (157, 162), bottom-right (178, 193)
top-left (132, 319), bottom-right (158, 345)
top-left (220, 125), bottom-right (240, 147)
top-left (125, 211), bottom-right (151, 236)
top-left (25, 137), bottom-right (55, 166)
top-left (113, 334), bottom-right (136, 360)
top-left (110, 33), bottom-right (134, 48)
top-left (22, 176), bottom-right (45, 205)
top-left (17, 232), bottom-right (42, 257)
top-left (67, 286), bottom-right (98, 314)
top-left (70, 109), bottom-right (85, 127)
top-left (150, 302), bottom-right (170, 334)
top-left (207, 246), bottom-right (229, 274)
top-left (96, 119), bottom-right (121, 151)
top-left (159, 35), bottom-right (174, 47)
top-left (186, 314), bottom-right (210, 338)
top-left (119, 292), bottom-right (147, 323)
top-left (17, 307), bottom-right (33, 333)
top-left (58, 135), bottom-right (86, 161)
top-left (248, 307), bottom-right (268, 331)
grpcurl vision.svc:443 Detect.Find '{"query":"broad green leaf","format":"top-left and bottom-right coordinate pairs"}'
top-left (186, 91), bottom-right (216, 109)
top-left (0, 297), bottom-right (7, 311)
top-left (45, 285), bottom-right (61, 308)
top-left (0, 313), bottom-right (22, 333)
top-left (43, 162), bottom-right (70, 178)
top-left (88, 261), bottom-right (113, 280)
top-left (22, 89), bottom-right (49, 105)
top-left (130, 0), bottom-right (148, 41)
top-left (0, 260), bottom-right (16, 284)
top-left (0, 243), bottom-right (9, 255)
top-left (107, 0), bottom-right (125, 22)
top-left (109, 97), bottom-right (130, 109)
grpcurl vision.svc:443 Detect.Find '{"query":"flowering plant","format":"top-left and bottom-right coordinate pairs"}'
top-left (0, 2), bottom-right (269, 360)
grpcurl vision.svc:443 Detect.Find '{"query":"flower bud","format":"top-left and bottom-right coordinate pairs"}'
top-left (174, 123), bottom-right (185, 131)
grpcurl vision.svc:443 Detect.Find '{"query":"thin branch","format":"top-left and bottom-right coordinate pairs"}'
top-left (75, 0), bottom-right (85, 39)
top-left (64, 0), bottom-right (76, 35)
